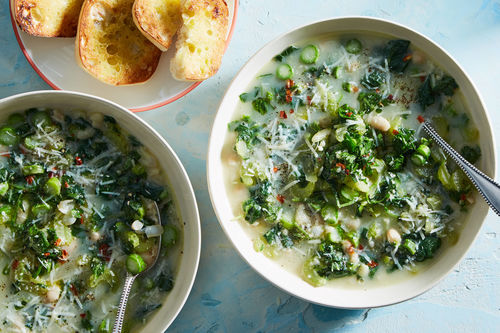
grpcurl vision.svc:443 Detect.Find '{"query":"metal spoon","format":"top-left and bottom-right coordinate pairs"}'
top-left (112, 202), bottom-right (162, 333)
top-left (422, 121), bottom-right (500, 216)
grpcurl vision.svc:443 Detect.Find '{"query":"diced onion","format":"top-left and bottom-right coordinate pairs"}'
top-left (131, 220), bottom-right (144, 231)
top-left (144, 225), bottom-right (163, 238)
top-left (57, 200), bottom-right (74, 215)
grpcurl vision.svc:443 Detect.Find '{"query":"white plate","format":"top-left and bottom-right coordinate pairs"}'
top-left (207, 17), bottom-right (496, 308)
top-left (9, 1), bottom-right (238, 112)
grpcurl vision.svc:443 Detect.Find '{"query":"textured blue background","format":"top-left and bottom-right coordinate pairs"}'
top-left (1, 1), bottom-right (500, 332)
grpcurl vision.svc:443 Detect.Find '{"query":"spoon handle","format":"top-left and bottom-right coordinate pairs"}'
top-left (112, 273), bottom-right (136, 333)
top-left (422, 121), bottom-right (500, 216)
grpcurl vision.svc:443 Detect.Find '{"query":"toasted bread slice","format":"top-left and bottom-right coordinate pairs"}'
top-left (76, 0), bottom-right (162, 85)
top-left (132, 0), bottom-right (182, 51)
top-left (170, 0), bottom-right (229, 81)
top-left (13, 0), bottom-right (85, 37)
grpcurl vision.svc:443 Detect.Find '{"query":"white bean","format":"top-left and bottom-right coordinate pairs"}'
top-left (89, 112), bottom-right (104, 128)
top-left (89, 231), bottom-right (101, 242)
top-left (387, 228), bottom-right (402, 245)
top-left (44, 285), bottom-right (61, 303)
top-left (369, 115), bottom-right (391, 132)
top-left (358, 263), bottom-right (370, 278)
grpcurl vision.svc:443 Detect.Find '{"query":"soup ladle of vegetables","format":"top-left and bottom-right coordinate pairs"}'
top-left (112, 202), bottom-right (163, 333)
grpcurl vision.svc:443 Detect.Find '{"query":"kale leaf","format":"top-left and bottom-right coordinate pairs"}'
top-left (263, 224), bottom-right (293, 248)
top-left (229, 116), bottom-right (262, 148)
top-left (313, 241), bottom-right (355, 279)
top-left (417, 74), bottom-right (459, 109)
top-left (384, 39), bottom-right (411, 73)
top-left (392, 128), bottom-right (417, 154)
top-left (274, 46), bottom-right (299, 62)
top-left (358, 92), bottom-right (392, 114)
top-left (361, 70), bottom-right (385, 90)
top-left (460, 145), bottom-right (481, 164)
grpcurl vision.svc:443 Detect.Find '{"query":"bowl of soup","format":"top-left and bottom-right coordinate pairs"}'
top-left (207, 17), bottom-right (495, 308)
top-left (0, 90), bottom-right (201, 331)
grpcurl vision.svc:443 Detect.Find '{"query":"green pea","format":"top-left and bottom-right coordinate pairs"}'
top-left (416, 144), bottom-right (431, 158)
top-left (30, 110), bottom-right (52, 128)
top-left (162, 225), bottom-right (179, 248)
top-left (0, 182), bottom-right (8, 196)
top-left (31, 203), bottom-right (50, 217)
top-left (126, 254), bottom-right (146, 274)
top-left (44, 178), bottom-right (61, 196)
top-left (0, 127), bottom-right (19, 146)
top-left (411, 153), bottom-right (427, 166)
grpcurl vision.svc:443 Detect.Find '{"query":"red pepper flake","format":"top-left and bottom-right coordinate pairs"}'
top-left (273, 166), bottom-right (278, 173)
top-left (26, 175), bottom-right (34, 185)
top-left (346, 246), bottom-right (355, 255)
top-left (80, 216), bottom-right (84, 224)
top-left (286, 79), bottom-right (294, 89)
top-left (69, 284), bottom-right (78, 296)
top-left (276, 194), bottom-right (285, 204)
top-left (80, 313), bottom-right (86, 318)
top-left (417, 115), bottom-right (425, 123)
top-left (99, 243), bottom-right (112, 261)
top-left (460, 193), bottom-right (467, 202)
top-left (289, 108), bottom-right (294, 114)
top-left (403, 54), bottom-right (412, 62)
top-left (335, 162), bottom-right (346, 170)
top-left (54, 238), bottom-right (62, 246)
top-left (358, 244), bottom-right (364, 250)
top-left (387, 94), bottom-right (394, 101)
top-left (44, 252), bottom-right (50, 257)
top-left (346, 112), bottom-right (353, 117)
top-left (11, 259), bottom-right (19, 270)
top-left (0, 152), bottom-right (10, 158)
top-left (279, 110), bottom-right (287, 119)
top-left (48, 171), bottom-right (55, 178)
top-left (392, 129), bottom-right (399, 135)
top-left (352, 86), bottom-right (359, 93)
top-left (307, 96), bottom-right (312, 105)
top-left (75, 156), bottom-right (83, 165)
top-left (61, 249), bottom-right (68, 259)
top-left (419, 75), bottom-right (426, 82)
top-left (368, 261), bottom-right (379, 268)
top-left (285, 94), bottom-right (293, 103)
top-left (64, 181), bottom-right (69, 188)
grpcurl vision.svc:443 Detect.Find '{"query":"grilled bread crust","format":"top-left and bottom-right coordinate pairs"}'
top-left (13, 0), bottom-right (85, 37)
top-left (170, 0), bottom-right (229, 81)
top-left (132, 0), bottom-right (182, 52)
top-left (76, 0), bottom-right (162, 85)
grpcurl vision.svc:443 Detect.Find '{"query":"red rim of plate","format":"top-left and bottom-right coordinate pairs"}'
top-left (9, 1), bottom-right (239, 113)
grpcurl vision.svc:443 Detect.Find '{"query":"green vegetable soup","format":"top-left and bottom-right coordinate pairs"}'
top-left (223, 34), bottom-right (480, 287)
top-left (0, 109), bottom-right (182, 332)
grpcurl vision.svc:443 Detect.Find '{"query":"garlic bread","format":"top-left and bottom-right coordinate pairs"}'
top-left (132, 0), bottom-right (182, 51)
top-left (170, 0), bottom-right (229, 81)
top-left (76, 0), bottom-right (162, 85)
top-left (13, 0), bottom-right (85, 37)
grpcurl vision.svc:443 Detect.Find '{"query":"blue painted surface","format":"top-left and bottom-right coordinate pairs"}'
top-left (1, 1), bottom-right (499, 332)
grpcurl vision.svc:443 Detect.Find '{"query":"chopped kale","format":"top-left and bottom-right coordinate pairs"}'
top-left (313, 241), bottom-right (355, 279)
top-left (392, 128), bottom-right (417, 154)
top-left (229, 116), bottom-right (262, 148)
top-left (417, 74), bottom-right (459, 109)
top-left (357, 92), bottom-right (391, 114)
top-left (361, 70), bottom-right (385, 90)
top-left (460, 145), bottom-right (481, 164)
top-left (384, 39), bottom-right (411, 73)
top-left (274, 45), bottom-right (299, 62)
top-left (263, 224), bottom-right (294, 248)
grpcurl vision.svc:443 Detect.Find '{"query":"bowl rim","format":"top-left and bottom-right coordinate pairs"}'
top-left (206, 16), bottom-right (497, 309)
top-left (8, 0), bottom-right (239, 113)
top-left (0, 89), bottom-right (202, 329)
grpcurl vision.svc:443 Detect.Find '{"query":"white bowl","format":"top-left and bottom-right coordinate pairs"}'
top-left (0, 90), bottom-right (201, 330)
top-left (207, 17), bottom-right (496, 308)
